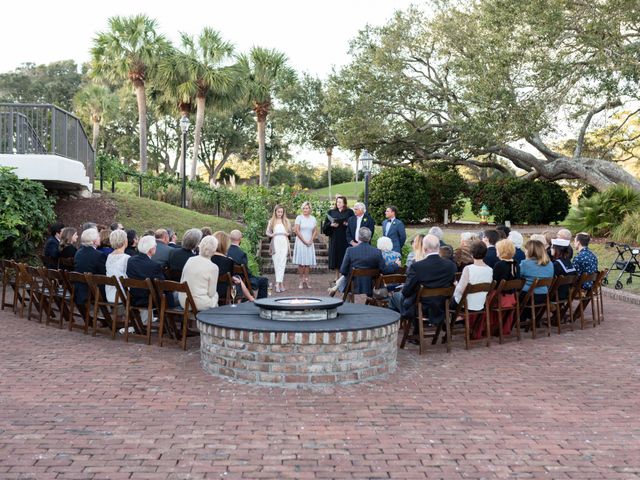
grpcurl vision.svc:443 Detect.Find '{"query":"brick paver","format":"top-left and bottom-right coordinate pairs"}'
top-left (1, 275), bottom-right (639, 479)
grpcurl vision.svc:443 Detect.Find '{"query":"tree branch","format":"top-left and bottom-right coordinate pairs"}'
top-left (574, 98), bottom-right (622, 158)
top-left (526, 134), bottom-right (561, 161)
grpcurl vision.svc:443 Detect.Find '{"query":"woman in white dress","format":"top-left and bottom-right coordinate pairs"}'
top-left (105, 229), bottom-right (130, 303)
top-left (292, 201), bottom-right (317, 289)
top-left (266, 204), bottom-right (291, 293)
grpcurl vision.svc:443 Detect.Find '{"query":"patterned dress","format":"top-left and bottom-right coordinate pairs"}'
top-left (573, 247), bottom-right (598, 289)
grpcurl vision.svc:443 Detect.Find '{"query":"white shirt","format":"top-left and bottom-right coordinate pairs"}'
top-left (356, 215), bottom-right (363, 235)
top-left (454, 263), bottom-right (493, 310)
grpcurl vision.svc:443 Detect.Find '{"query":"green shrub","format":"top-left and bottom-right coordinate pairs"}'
top-left (565, 184), bottom-right (640, 237)
top-left (0, 167), bottom-right (56, 259)
top-left (368, 168), bottom-right (431, 223)
top-left (318, 165), bottom-right (354, 188)
top-left (422, 164), bottom-right (467, 222)
top-left (613, 211), bottom-right (640, 244)
top-left (469, 179), bottom-right (569, 224)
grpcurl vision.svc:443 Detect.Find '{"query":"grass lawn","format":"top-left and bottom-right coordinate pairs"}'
top-left (110, 192), bottom-right (241, 234)
top-left (310, 181), bottom-right (364, 201)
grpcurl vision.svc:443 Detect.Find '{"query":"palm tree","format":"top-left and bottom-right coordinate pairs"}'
top-left (238, 47), bottom-right (294, 186)
top-left (73, 83), bottom-right (116, 182)
top-left (91, 14), bottom-right (170, 172)
top-left (158, 28), bottom-right (235, 180)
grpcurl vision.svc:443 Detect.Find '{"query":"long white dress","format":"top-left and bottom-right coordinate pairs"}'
top-left (272, 223), bottom-right (289, 283)
top-left (292, 215), bottom-right (317, 266)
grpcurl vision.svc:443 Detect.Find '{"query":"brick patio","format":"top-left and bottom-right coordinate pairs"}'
top-left (1, 275), bottom-right (639, 479)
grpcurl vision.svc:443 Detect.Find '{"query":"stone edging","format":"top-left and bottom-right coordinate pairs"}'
top-left (601, 287), bottom-right (640, 306)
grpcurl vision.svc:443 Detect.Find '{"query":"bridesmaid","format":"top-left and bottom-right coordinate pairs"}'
top-left (292, 201), bottom-right (317, 289)
top-left (266, 204), bottom-right (291, 293)
top-left (322, 195), bottom-right (354, 279)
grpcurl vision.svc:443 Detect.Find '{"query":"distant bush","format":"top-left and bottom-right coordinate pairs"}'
top-left (422, 164), bottom-right (467, 222)
top-left (613, 211), bottom-right (640, 244)
top-left (469, 179), bottom-right (569, 224)
top-left (368, 168), bottom-right (431, 223)
top-left (0, 167), bottom-right (56, 259)
top-left (318, 165), bottom-right (353, 188)
top-left (565, 184), bottom-right (640, 237)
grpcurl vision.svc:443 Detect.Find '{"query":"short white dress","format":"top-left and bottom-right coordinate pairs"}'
top-left (292, 215), bottom-right (317, 266)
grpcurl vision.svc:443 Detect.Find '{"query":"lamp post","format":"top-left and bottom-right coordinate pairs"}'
top-left (179, 115), bottom-right (190, 209)
top-left (359, 149), bottom-right (374, 209)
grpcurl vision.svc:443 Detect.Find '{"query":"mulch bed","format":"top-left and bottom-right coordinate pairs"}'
top-left (54, 194), bottom-right (118, 231)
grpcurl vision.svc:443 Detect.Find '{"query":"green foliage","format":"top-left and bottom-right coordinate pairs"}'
top-left (218, 167), bottom-right (237, 182)
top-left (421, 164), bottom-right (467, 222)
top-left (469, 179), bottom-right (570, 224)
top-left (612, 212), bottom-right (640, 245)
top-left (318, 165), bottom-right (353, 188)
top-left (0, 168), bottom-right (55, 259)
top-left (579, 184), bottom-right (599, 201)
top-left (565, 185), bottom-right (640, 237)
top-left (368, 168), bottom-right (431, 224)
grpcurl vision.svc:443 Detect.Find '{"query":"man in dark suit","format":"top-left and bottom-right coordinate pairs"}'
top-left (389, 234), bottom-right (456, 327)
top-left (381, 205), bottom-right (406, 254)
top-left (482, 229), bottom-right (500, 268)
top-left (126, 235), bottom-right (172, 308)
top-left (43, 222), bottom-right (64, 268)
top-left (73, 228), bottom-right (107, 306)
top-left (346, 202), bottom-right (375, 247)
top-left (339, 227), bottom-right (398, 297)
top-left (151, 229), bottom-right (172, 267)
top-left (228, 230), bottom-right (269, 299)
top-left (168, 228), bottom-right (202, 273)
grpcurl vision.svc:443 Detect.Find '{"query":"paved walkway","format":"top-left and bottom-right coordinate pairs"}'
top-left (1, 275), bottom-right (639, 479)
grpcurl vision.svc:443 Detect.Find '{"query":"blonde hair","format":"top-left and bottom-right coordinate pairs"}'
top-left (300, 201), bottom-right (312, 212)
top-left (530, 233), bottom-right (548, 247)
top-left (267, 204), bottom-right (291, 233)
top-left (496, 239), bottom-right (515, 260)
top-left (109, 229), bottom-right (128, 250)
top-left (525, 239), bottom-right (550, 265)
top-left (412, 234), bottom-right (426, 262)
top-left (213, 230), bottom-right (230, 255)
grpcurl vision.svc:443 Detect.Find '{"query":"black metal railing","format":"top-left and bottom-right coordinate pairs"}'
top-left (0, 103), bottom-right (94, 168)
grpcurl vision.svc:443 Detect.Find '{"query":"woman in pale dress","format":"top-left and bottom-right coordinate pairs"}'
top-left (105, 229), bottom-right (130, 303)
top-left (293, 201), bottom-right (317, 289)
top-left (266, 204), bottom-right (291, 293)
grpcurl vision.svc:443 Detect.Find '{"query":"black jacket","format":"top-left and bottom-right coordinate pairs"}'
top-left (339, 242), bottom-right (397, 296)
top-left (346, 213), bottom-right (376, 245)
top-left (126, 254), bottom-right (165, 307)
top-left (73, 246), bottom-right (106, 305)
top-left (168, 247), bottom-right (196, 273)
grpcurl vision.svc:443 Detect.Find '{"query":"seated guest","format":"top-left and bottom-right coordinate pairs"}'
top-left (453, 232), bottom-right (475, 272)
top-left (81, 222), bottom-right (97, 235)
top-left (428, 226), bottom-right (447, 247)
top-left (110, 222), bottom-right (124, 231)
top-left (126, 235), bottom-right (171, 309)
top-left (573, 232), bottom-right (598, 290)
top-left (105, 229), bottom-right (130, 303)
top-left (550, 238), bottom-right (576, 300)
top-left (452, 241), bottom-right (493, 310)
top-left (97, 229), bottom-right (114, 256)
top-left (59, 227), bottom-right (78, 261)
top-left (507, 231), bottom-right (526, 264)
top-left (377, 236), bottom-right (401, 269)
top-left (496, 224), bottom-right (511, 238)
top-left (167, 228), bottom-right (178, 248)
top-left (43, 223), bottom-right (64, 268)
top-left (168, 228), bottom-right (202, 273)
top-left (228, 229), bottom-right (269, 299)
top-left (212, 231), bottom-right (236, 301)
top-left (482, 229), bottom-right (500, 268)
top-left (556, 228), bottom-right (574, 258)
top-left (519, 239), bottom-right (554, 315)
top-left (201, 227), bottom-right (213, 237)
top-left (406, 234), bottom-right (425, 269)
top-left (439, 245), bottom-right (454, 262)
top-left (336, 227), bottom-right (398, 297)
top-left (493, 239), bottom-right (520, 285)
top-left (74, 228), bottom-right (107, 306)
top-left (125, 229), bottom-right (138, 256)
top-left (180, 235), bottom-right (220, 310)
top-left (389, 234), bottom-right (457, 327)
top-left (151, 229), bottom-right (172, 267)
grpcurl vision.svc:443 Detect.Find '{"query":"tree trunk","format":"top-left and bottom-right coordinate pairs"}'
top-left (89, 120), bottom-right (99, 184)
top-left (212, 152), bottom-right (232, 181)
top-left (190, 95), bottom-right (206, 180)
top-left (134, 83), bottom-right (148, 172)
top-left (257, 116), bottom-right (267, 186)
top-left (354, 150), bottom-right (360, 182)
top-left (326, 146), bottom-right (333, 200)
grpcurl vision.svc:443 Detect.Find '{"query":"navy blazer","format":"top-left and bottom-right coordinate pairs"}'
top-left (43, 236), bottom-right (60, 268)
top-left (73, 246), bottom-right (106, 305)
top-left (227, 244), bottom-right (248, 268)
top-left (126, 254), bottom-right (165, 307)
top-left (484, 245), bottom-right (499, 268)
top-left (168, 247), bottom-right (196, 273)
top-left (346, 213), bottom-right (376, 245)
top-left (381, 218), bottom-right (407, 254)
top-left (401, 253), bottom-right (457, 324)
top-left (339, 242), bottom-right (397, 296)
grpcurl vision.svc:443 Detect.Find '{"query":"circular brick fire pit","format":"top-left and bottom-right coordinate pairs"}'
top-left (197, 298), bottom-right (400, 388)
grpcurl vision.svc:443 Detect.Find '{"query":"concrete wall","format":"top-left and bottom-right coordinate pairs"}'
top-left (0, 154), bottom-right (91, 194)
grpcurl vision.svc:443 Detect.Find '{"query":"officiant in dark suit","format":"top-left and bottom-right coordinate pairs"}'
top-left (346, 202), bottom-right (375, 247)
top-left (322, 195), bottom-right (354, 278)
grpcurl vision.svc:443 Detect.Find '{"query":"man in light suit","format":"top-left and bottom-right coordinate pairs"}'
top-left (381, 205), bottom-right (406, 254)
top-left (339, 227), bottom-right (398, 297)
top-left (389, 234), bottom-right (457, 327)
top-left (346, 202), bottom-right (375, 246)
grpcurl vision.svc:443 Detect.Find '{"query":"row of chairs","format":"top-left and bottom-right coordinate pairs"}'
top-left (339, 267), bottom-right (606, 355)
top-left (1, 260), bottom-right (210, 350)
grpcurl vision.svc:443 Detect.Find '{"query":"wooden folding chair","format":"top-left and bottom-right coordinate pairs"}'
top-left (572, 272), bottom-right (599, 329)
top-left (399, 285), bottom-right (455, 354)
top-left (548, 275), bottom-right (577, 334)
top-left (217, 272), bottom-right (233, 306)
top-left (342, 268), bottom-right (380, 303)
top-left (162, 265), bottom-right (182, 282)
top-left (58, 257), bottom-right (75, 271)
top-left (39, 254), bottom-right (59, 270)
top-left (487, 278), bottom-right (525, 344)
top-left (519, 277), bottom-right (553, 339)
top-left (64, 271), bottom-right (93, 334)
top-left (44, 268), bottom-right (71, 329)
top-left (88, 274), bottom-right (126, 339)
top-left (1, 259), bottom-right (21, 313)
top-left (366, 273), bottom-right (406, 307)
top-left (15, 264), bottom-right (43, 321)
top-left (233, 264), bottom-right (255, 301)
top-left (120, 277), bottom-right (157, 345)
top-left (37, 267), bottom-right (63, 325)
top-left (450, 282), bottom-right (495, 350)
top-left (154, 279), bottom-right (200, 350)
top-left (592, 270), bottom-right (607, 324)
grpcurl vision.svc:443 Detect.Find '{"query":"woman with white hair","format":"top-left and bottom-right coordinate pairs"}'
top-left (377, 236), bottom-right (401, 268)
top-left (453, 231), bottom-right (475, 272)
top-left (507, 231), bottom-right (526, 263)
top-left (105, 229), bottom-right (130, 303)
top-left (180, 235), bottom-right (220, 310)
